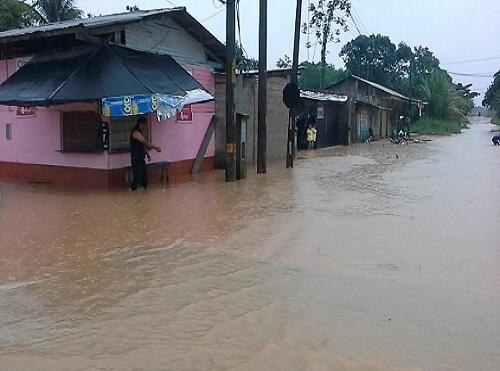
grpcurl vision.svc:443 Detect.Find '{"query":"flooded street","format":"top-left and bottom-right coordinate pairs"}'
top-left (1, 118), bottom-right (499, 370)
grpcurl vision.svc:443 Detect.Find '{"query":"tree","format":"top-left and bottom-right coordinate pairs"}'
top-left (126, 5), bottom-right (140, 12)
top-left (33, 0), bottom-right (83, 23)
top-left (299, 62), bottom-right (346, 91)
top-left (235, 42), bottom-right (258, 71)
top-left (455, 83), bottom-right (479, 116)
top-left (276, 55), bottom-right (292, 69)
top-left (0, 0), bottom-right (38, 31)
top-left (483, 70), bottom-right (500, 115)
top-left (340, 34), bottom-right (441, 98)
top-left (408, 46), bottom-right (440, 98)
top-left (303, 0), bottom-right (351, 66)
top-left (421, 69), bottom-right (476, 121)
top-left (340, 34), bottom-right (412, 90)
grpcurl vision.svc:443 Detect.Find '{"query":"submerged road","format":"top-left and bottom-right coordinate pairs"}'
top-left (0, 117), bottom-right (499, 370)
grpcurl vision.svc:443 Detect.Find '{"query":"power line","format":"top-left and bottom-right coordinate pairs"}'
top-left (350, 4), bottom-right (370, 34)
top-left (443, 56), bottom-right (500, 65)
top-left (200, 7), bottom-right (225, 23)
top-left (348, 15), bottom-right (363, 36)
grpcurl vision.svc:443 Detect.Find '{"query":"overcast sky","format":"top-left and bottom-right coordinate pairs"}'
top-left (78, 0), bottom-right (500, 105)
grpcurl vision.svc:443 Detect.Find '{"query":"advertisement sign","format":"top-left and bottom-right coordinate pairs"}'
top-left (16, 106), bottom-right (37, 117)
top-left (317, 104), bottom-right (325, 119)
top-left (102, 95), bottom-right (158, 117)
top-left (176, 104), bottom-right (193, 122)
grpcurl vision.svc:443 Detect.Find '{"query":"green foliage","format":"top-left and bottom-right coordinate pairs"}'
top-left (276, 55), bottom-right (292, 69)
top-left (340, 34), bottom-right (440, 97)
top-left (0, 0), bottom-right (38, 31)
top-left (303, 0), bottom-right (351, 66)
top-left (235, 43), bottom-right (258, 71)
top-left (421, 70), bottom-right (457, 119)
top-left (33, 0), bottom-right (82, 23)
top-left (420, 69), bottom-right (475, 122)
top-left (409, 46), bottom-right (440, 98)
top-left (299, 62), bottom-right (346, 91)
top-left (126, 5), bottom-right (140, 12)
top-left (483, 70), bottom-right (500, 115)
top-left (411, 118), bottom-right (464, 135)
top-left (340, 34), bottom-right (404, 89)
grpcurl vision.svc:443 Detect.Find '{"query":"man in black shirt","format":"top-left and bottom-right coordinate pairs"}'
top-left (130, 116), bottom-right (161, 191)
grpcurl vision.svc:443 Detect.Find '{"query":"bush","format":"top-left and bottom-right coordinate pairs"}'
top-left (411, 118), bottom-right (463, 135)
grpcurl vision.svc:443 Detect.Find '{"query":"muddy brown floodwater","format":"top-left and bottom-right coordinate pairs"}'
top-left (1, 117), bottom-right (499, 371)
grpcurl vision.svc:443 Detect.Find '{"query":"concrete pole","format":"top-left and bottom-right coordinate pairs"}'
top-left (257, 0), bottom-right (267, 174)
top-left (287, 0), bottom-right (302, 168)
top-left (225, 0), bottom-right (237, 182)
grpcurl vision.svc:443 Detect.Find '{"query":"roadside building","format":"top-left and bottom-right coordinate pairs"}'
top-left (214, 68), bottom-right (293, 168)
top-left (296, 90), bottom-right (348, 150)
top-left (0, 8), bottom-right (224, 187)
top-left (326, 75), bottom-right (423, 143)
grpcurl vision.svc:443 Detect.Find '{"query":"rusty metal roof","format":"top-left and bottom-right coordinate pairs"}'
top-left (0, 8), bottom-right (225, 62)
top-left (300, 90), bottom-right (348, 102)
top-left (0, 9), bottom-right (176, 39)
top-left (351, 75), bottom-right (410, 100)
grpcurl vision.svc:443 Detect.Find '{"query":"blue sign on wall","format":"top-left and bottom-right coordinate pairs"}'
top-left (102, 95), bottom-right (158, 117)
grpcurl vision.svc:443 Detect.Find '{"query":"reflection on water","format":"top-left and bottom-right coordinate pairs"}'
top-left (1, 118), bottom-right (499, 370)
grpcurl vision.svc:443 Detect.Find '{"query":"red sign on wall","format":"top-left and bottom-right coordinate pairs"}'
top-left (176, 105), bottom-right (193, 123)
top-left (16, 106), bottom-right (37, 117)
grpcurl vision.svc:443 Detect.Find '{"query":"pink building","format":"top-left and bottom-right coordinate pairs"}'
top-left (0, 8), bottom-right (224, 187)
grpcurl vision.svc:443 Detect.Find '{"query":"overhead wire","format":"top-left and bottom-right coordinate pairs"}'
top-left (443, 56), bottom-right (500, 65)
top-left (200, 7), bottom-right (225, 23)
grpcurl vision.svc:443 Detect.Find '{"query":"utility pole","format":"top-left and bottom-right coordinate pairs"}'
top-left (225, 0), bottom-right (237, 182)
top-left (286, 0), bottom-right (302, 168)
top-left (257, 0), bottom-right (267, 174)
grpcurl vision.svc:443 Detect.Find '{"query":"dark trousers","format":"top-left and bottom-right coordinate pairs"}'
top-left (493, 136), bottom-right (500, 146)
top-left (131, 157), bottom-right (148, 190)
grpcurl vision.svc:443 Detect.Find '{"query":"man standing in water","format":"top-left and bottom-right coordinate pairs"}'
top-left (130, 116), bottom-right (161, 191)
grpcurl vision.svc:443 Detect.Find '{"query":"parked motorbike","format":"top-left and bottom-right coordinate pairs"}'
top-left (390, 129), bottom-right (409, 145)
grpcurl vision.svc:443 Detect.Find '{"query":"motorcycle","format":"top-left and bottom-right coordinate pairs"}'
top-left (390, 129), bottom-right (409, 145)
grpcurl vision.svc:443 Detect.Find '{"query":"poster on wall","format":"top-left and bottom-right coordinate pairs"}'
top-left (176, 104), bottom-right (193, 123)
top-left (16, 57), bottom-right (32, 71)
top-left (102, 95), bottom-right (158, 117)
top-left (317, 104), bottom-right (325, 119)
top-left (16, 106), bottom-right (37, 117)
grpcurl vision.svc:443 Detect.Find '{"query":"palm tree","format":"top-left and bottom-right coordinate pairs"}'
top-left (33, 0), bottom-right (83, 23)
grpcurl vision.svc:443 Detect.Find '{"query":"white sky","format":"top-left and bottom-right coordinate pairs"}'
top-left (77, 0), bottom-right (500, 105)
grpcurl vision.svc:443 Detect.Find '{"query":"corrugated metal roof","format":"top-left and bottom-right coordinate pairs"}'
top-left (351, 75), bottom-right (410, 100)
top-left (0, 9), bottom-right (177, 39)
top-left (0, 8), bottom-right (225, 62)
top-left (300, 90), bottom-right (348, 102)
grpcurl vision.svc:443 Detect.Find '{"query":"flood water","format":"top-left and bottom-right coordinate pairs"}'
top-left (1, 117), bottom-right (499, 370)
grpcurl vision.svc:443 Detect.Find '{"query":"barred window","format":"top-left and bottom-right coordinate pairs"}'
top-left (62, 112), bottom-right (102, 153)
top-left (109, 116), bottom-right (149, 153)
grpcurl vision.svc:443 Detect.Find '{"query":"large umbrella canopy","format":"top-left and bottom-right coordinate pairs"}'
top-left (0, 43), bottom-right (209, 107)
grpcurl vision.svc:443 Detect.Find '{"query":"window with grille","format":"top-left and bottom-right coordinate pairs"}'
top-left (109, 116), bottom-right (149, 153)
top-left (62, 112), bottom-right (103, 152)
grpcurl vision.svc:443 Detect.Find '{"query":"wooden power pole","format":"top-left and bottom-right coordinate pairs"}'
top-left (225, 0), bottom-right (237, 182)
top-left (257, 0), bottom-right (267, 174)
top-left (287, 0), bottom-right (302, 168)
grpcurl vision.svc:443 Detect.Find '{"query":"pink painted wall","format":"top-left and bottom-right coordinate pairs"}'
top-left (1, 59), bottom-right (215, 170)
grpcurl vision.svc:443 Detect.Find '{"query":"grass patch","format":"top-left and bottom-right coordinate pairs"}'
top-left (410, 119), bottom-right (463, 135)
